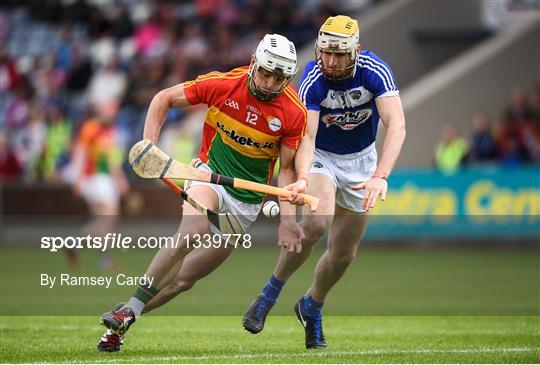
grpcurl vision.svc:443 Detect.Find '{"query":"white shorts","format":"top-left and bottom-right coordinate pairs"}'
top-left (184, 160), bottom-right (262, 233)
top-left (309, 144), bottom-right (377, 213)
top-left (81, 173), bottom-right (119, 205)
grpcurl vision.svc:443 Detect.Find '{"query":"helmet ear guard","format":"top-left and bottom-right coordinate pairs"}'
top-left (248, 34), bottom-right (298, 101)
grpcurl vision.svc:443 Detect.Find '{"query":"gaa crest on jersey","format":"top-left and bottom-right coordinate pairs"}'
top-left (322, 108), bottom-right (372, 130)
top-left (313, 161), bottom-right (323, 168)
top-left (267, 116), bottom-right (282, 132)
top-left (225, 98), bottom-right (240, 110)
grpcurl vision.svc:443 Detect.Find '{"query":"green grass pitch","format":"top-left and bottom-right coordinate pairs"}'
top-left (1, 246), bottom-right (539, 363)
top-left (1, 316), bottom-right (539, 363)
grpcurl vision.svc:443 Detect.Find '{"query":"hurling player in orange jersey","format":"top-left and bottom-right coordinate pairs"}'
top-left (97, 34), bottom-right (314, 352)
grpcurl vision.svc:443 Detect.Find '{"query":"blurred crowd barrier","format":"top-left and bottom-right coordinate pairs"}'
top-left (368, 167), bottom-right (539, 240)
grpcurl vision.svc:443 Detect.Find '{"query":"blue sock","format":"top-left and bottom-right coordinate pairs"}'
top-left (302, 293), bottom-right (324, 317)
top-left (261, 274), bottom-right (285, 302)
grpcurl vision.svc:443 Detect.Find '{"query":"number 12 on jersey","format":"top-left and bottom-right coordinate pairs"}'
top-left (245, 111), bottom-right (258, 125)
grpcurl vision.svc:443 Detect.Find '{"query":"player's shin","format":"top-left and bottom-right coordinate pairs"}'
top-left (125, 232), bottom-right (194, 317)
top-left (142, 257), bottom-right (184, 313)
top-left (310, 211), bottom-right (367, 302)
top-left (274, 243), bottom-right (316, 281)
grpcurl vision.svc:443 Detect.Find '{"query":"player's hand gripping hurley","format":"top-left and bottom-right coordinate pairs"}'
top-left (129, 139), bottom-right (319, 211)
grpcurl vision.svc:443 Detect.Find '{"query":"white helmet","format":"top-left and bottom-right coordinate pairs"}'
top-left (249, 34), bottom-right (298, 101)
top-left (315, 15), bottom-right (359, 80)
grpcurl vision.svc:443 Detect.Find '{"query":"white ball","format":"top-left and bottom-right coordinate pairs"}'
top-left (262, 200), bottom-right (280, 218)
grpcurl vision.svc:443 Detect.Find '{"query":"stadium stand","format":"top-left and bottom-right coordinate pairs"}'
top-left (1, 0), bottom-right (372, 185)
top-left (1, 0), bottom-right (538, 218)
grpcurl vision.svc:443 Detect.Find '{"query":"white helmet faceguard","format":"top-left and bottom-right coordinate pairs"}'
top-left (315, 15), bottom-right (360, 80)
top-left (249, 34), bottom-right (298, 101)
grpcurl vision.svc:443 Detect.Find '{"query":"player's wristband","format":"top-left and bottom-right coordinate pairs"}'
top-left (373, 175), bottom-right (389, 182)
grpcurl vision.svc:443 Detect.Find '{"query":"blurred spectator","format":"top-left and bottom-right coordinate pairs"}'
top-left (469, 112), bottom-right (496, 162)
top-left (42, 104), bottom-right (73, 182)
top-left (87, 56), bottom-right (127, 109)
top-left (89, 35), bottom-right (116, 69)
top-left (11, 104), bottom-right (47, 181)
top-left (54, 26), bottom-right (73, 72)
top-left (65, 43), bottom-right (94, 120)
top-left (525, 83), bottom-right (540, 162)
top-left (72, 101), bottom-right (128, 204)
top-left (111, 3), bottom-right (135, 41)
top-left (133, 14), bottom-right (163, 57)
top-left (3, 77), bottom-right (32, 129)
top-left (505, 88), bottom-right (535, 123)
top-left (0, 134), bottom-right (22, 180)
top-left (435, 124), bottom-right (469, 174)
top-left (86, 5), bottom-right (112, 39)
top-left (0, 46), bottom-right (21, 92)
top-left (70, 101), bottom-right (127, 271)
top-left (522, 130), bottom-right (540, 163)
top-left (496, 110), bottom-right (528, 165)
top-left (32, 53), bottom-right (65, 100)
top-left (531, 82), bottom-right (540, 123)
top-left (65, 44), bottom-right (93, 93)
top-left (498, 136), bottom-right (524, 167)
top-left (0, 9), bottom-right (8, 44)
top-left (181, 23), bottom-right (209, 65)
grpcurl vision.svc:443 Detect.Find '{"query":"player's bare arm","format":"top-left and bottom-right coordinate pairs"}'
top-left (142, 83), bottom-right (192, 144)
top-left (352, 95), bottom-right (406, 210)
top-left (287, 109), bottom-right (320, 205)
top-left (277, 144), bottom-right (305, 253)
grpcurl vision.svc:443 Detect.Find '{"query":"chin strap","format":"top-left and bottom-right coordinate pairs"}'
top-left (247, 74), bottom-right (283, 102)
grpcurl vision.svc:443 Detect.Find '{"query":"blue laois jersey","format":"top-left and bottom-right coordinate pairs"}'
top-left (298, 50), bottom-right (399, 155)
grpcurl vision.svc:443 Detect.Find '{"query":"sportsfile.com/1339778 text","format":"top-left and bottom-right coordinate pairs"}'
top-left (40, 233), bottom-right (252, 252)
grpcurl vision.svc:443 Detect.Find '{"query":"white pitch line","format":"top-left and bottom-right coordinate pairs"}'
top-left (70, 346), bottom-right (538, 364)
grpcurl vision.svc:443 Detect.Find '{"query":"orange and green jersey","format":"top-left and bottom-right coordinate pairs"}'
top-left (183, 66), bottom-right (307, 204)
top-left (76, 119), bottom-right (122, 176)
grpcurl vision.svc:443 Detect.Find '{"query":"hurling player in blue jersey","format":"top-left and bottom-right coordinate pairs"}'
top-left (243, 15), bottom-right (406, 348)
